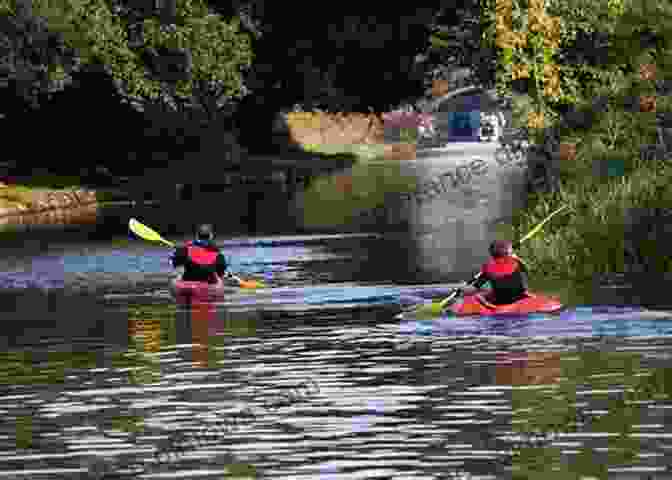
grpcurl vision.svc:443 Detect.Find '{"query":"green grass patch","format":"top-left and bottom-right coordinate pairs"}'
top-left (301, 142), bottom-right (387, 161)
top-left (0, 172), bottom-right (130, 210)
top-left (12, 172), bottom-right (82, 190)
top-left (0, 185), bottom-right (45, 208)
top-left (301, 160), bottom-right (416, 229)
top-left (94, 188), bottom-right (131, 203)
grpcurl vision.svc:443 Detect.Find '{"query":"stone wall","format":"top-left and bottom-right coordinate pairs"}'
top-left (0, 188), bottom-right (99, 228)
top-left (273, 111), bottom-right (386, 147)
top-left (0, 188), bottom-right (97, 218)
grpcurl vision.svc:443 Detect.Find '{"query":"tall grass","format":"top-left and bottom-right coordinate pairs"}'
top-left (512, 147), bottom-right (672, 280)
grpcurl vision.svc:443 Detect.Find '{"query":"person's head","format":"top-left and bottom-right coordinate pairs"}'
top-left (196, 224), bottom-right (214, 241)
top-left (489, 239), bottom-right (513, 258)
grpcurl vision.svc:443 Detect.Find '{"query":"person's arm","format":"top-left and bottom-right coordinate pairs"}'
top-left (516, 257), bottom-right (529, 291)
top-left (515, 255), bottom-right (527, 272)
top-left (469, 271), bottom-right (489, 290)
top-left (512, 253), bottom-right (529, 269)
top-left (171, 246), bottom-right (187, 268)
top-left (460, 270), bottom-right (488, 295)
top-left (215, 253), bottom-right (228, 278)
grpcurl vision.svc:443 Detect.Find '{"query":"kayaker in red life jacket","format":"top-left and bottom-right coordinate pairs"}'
top-left (171, 224), bottom-right (231, 285)
top-left (462, 240), bottom-right (529, 305)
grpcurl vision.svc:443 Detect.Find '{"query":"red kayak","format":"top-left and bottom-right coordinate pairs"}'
top-left (447, 290), bottom-right (563, 316)
top-left (170, 278), bottom-right (240, 302)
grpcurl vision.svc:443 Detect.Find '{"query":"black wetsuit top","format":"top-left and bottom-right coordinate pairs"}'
top-left (472, 255), bottom-right (528, 305)
top-left (171, 239), bottom-right (228, 284)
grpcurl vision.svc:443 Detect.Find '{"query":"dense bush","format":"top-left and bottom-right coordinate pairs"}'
top-left (483, 0), bottom-right (672, 280)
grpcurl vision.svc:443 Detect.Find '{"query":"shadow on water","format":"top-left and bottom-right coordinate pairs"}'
top-left (0, 287), bottom-right (129, 352)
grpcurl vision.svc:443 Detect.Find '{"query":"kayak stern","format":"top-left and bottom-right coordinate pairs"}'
top-left (170, 278), bottom-right (240, 302)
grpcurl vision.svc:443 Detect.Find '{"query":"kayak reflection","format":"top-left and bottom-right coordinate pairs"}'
top-left (127, 297), bottom-right (260, 373)
top-left (496, 351), bottom-right (562, 386)
top-left (175, 298), bottom-right (260, 368)
top-left (399, 306), bottom-right (672, 337)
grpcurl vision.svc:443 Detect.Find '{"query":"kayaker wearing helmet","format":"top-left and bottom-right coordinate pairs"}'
top-left (462, 240), bottom-right (528, 305)
top-left (171, 224), bottom-right (232, 285)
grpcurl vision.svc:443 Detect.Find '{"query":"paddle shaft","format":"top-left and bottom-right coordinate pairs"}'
top-left (437, 273), bottom-right (482, 310)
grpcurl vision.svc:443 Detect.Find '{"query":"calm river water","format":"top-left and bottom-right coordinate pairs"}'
top-left (1, 213), bottom-right (672, 480)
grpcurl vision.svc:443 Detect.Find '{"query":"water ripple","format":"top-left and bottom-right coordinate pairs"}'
top-left (1, 235), bottom-right (672, 478)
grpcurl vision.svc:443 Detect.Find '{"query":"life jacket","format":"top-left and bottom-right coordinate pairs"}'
top-left (480, 255), bottom-right (527, 304)
top-left (183, 240), bottom-right (220, 283)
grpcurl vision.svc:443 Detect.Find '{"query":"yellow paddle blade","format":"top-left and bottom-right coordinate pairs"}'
top-left (437, 297), bottom-right (454, 311)
top-left (228, 272), bottom-right (266, 289)
top-left (128, 218), bottom-right (175, 247)
top-left (405, 300), bottom-right (445, 319)
top-left (518, 204), bottom-right (569, 245)
top-left (238, 279), bottom-right (265, 289)
top-left (426, 301), bottom-right (445, 316)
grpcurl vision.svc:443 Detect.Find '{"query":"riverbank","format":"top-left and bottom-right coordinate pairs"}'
top-left (503, 116), bottom-right (672, 281)
top-left (0, 175), bottom-right (123, 230)
top-left (0, 184), bottom-right (97, 215)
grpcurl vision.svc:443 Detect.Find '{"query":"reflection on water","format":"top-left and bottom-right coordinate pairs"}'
top-left (1, 235), bottom-right (672, 478)
top-left (399, 308), bottom-right (672, 338)
top-left (299, 143), bottom-right (526, 280)
top-left (2, 303), bottom-right (672, 479)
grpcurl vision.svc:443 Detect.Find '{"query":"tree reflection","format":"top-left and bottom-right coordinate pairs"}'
top-left (497, 349), bottom-right (672, 479)
top-left (127, 303), bottom-right (171, 383)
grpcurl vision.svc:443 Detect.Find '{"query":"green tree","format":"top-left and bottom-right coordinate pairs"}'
top-left (422, 1), bottom-right (496, 90)
top-left (212, 5), bottom-right (443, 153)
top-left (0, 0), bottom-right (253, 109)
top-left (481, 0), bottom-right (671, 135)
top-left (509, 350), bottom-right (670, 479)
top-left (0, 1), bottom-right (79, 110)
